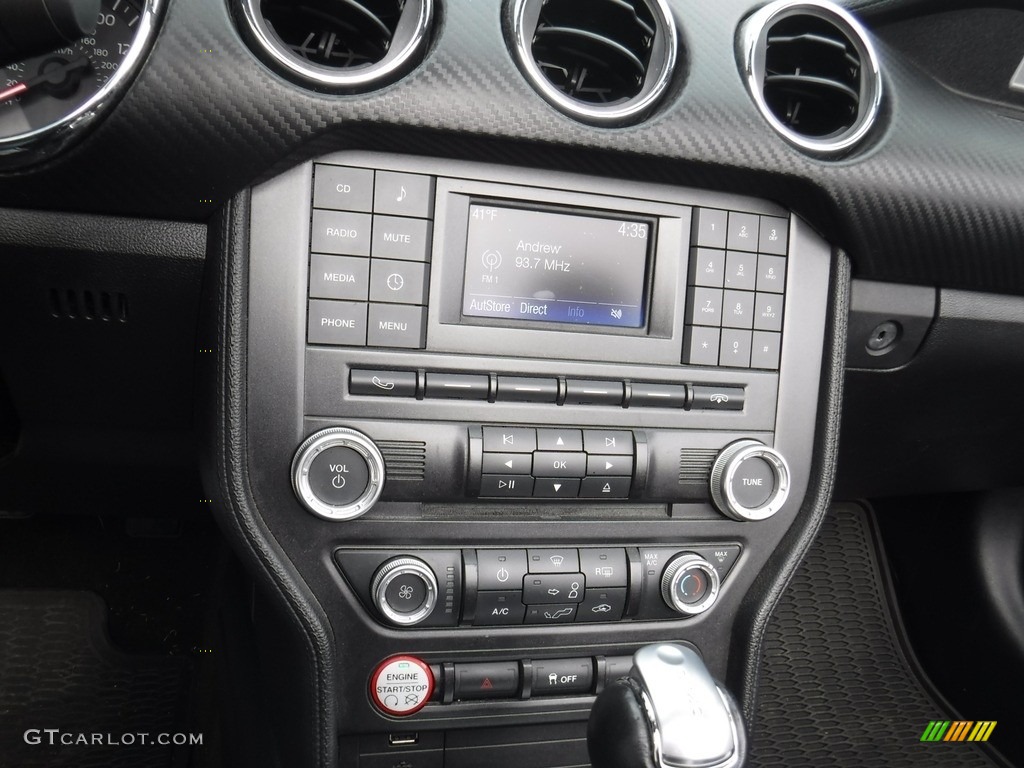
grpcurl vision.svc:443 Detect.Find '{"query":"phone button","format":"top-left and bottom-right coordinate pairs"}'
top-left (690, 385), bottom-right (745, 411)
top-left (349, 369), bottom-right (417, 398)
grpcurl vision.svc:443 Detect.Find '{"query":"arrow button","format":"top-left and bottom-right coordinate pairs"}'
top-left (586, 455), bottom-right (633, 477)
top-left (531, 478), bottom-right (581, 498)
top-left (482, 453), bottom-right (532, 474)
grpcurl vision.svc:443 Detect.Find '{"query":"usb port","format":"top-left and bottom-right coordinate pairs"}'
top-left (388, 733), bottom-right (419, 747)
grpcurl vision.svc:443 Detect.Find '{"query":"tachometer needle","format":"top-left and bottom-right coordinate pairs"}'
top-left (0, 56), bottom-right (91, 104)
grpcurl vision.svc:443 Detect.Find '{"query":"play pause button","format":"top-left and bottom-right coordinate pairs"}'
top-left (480, 475), bottom-right (534, 497)
top-left (533, 478), bottom-right (581, 498)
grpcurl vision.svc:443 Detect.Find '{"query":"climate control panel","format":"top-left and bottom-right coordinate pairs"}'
top-left (334, 545), bottom-right (742, 629)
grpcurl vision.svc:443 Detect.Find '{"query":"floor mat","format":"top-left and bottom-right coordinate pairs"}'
top-left (749, 504), bottom-right (1006, 767)
top-left (0, 590), bottom-right (192, 768)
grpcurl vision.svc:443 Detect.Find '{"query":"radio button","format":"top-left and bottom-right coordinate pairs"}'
top-left (533, 452), bottom-right (586, 478)
top-left (369, 259), bottom-right (428, 305)
top-left (727, 211), bottom-right (760, 252)
top-left (311, 210), bottom-right (372, 256)
top-left (724, 251), bottom-right (758, 292)
top-left (579, 548), bottom-right (628, 588)
top-left (482, 427), bottom-right (536, 453)
top-left (690, 247), bottom-right (726, 288)
top-left (754, 293), bottom-right (783, 332)
top-left (586, 455), bottom-right (633, 477)
top-left (757, 255), bottom-right (787, 294)
top-left (523, 573), bottom-right (585, 604)
top-left (371, 215), bottom-right (432, 262)
top-left (427, 373), bottom-right (489, 400)
top-left (751, 331), bottom-right (782, 370)
top-left (313, 165), bottom-right (373, 212)
top-left (482, 452), bottom-right (533, 474)
top-left (579, 477), bottom-right (631, 499)
top-left (683, 326), bottom-right (721, 367)
top-left (532, 478), bottom-right (581, 498)
top-left (350, 369), bottom-right (417, 397)
top-left (373, 171), bottom-right (435, 219)
top-left (536, 428), bottom-right (583, 451)
top-left (367, 304), bottom-right (427, 349)
top-left (476, 549), bottom-right (529, 591)
top-left (722, 290), bottom-right (755, 330)
top-left (528, 548), bottom-right (580, 573)
top-left (758, 215), bottom-right (789, 255)
top-left (473, 592), bottom-right (526, 626)
top-left (307, 299), bottom-right (367, 346)
top-left (495, 376), bottom-right (558, 403)
top-left (691, 385), bottom-right (744, 411)
top-left (525, 604), bottom-right (577, 625)
top-left (480, 475), bottom-right (534, 498)
top-left (583, 430), bottom-right (633, 455)
top-left (687, 287), bottom-right (723, 327)
top-left (719, 329), bottom-right (752, 368)
top-left (576, 587), bottom-right (627, 623)
top-left (693, 208), bottom-right (728, 249)
top-left (629, 382), bottom-right (687, 409)
top-left (563, 380), bottom-right (624, 406)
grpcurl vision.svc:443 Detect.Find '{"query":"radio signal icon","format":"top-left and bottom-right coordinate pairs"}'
top-left (482, 250), bottom-right (502, 272)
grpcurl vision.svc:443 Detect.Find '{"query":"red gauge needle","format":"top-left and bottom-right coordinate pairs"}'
top-left (0, 55), bottom-right (91, 104)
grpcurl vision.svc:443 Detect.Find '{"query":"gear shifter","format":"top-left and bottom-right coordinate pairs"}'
top-left (587, 644), bottom-right (747, 768)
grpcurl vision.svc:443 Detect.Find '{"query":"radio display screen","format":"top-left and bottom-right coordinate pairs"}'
top-left (461, 204), bottom-right (652, 329)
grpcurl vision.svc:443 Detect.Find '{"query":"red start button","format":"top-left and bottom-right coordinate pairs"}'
top-left (370, 655), bottom-right (434, 716)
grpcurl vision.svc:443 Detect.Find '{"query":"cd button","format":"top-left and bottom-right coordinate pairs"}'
top-left (532, 452), bottom-right (586, 477)
top-left (583, 430), bottom-right (633, 455)
top-left (563, 380), bottom-right (624, 406)
top-left (482, 427), bottom-right (536, 453)
top-left (586, 455), bottom-right (633, 477)
top-left (481, 452), bottom-right (533, 474)
top-left (312, 165), bottom-right (373, 212)
top-left (495, 376), bottom-right (558, 403)
top-left (536, 428), bottom-right (583, 451)
top-left (579, 476), bottom-right (631, 498)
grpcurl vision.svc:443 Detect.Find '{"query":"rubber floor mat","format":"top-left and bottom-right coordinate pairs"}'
top-left (749, 504), bottom-right (1005, 767)
top-left (0, 590), bottom-right (192, 768)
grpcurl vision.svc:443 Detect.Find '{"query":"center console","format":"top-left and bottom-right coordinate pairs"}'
top-left (219, 151), bottom-right (834, 767)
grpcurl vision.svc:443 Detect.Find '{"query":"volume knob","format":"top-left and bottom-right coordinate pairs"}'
top-left (291, 427), bottom-right (385, 521)
top-left (709, 439), bottom-right (790, 522)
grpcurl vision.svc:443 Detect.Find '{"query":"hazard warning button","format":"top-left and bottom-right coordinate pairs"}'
top-left (370, 656), bottom-right (435, 716)
top-left (453, 661), bottom-right (520, 701)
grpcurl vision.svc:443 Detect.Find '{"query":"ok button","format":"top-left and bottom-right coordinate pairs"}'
top-left (533, 452), bottom-right (586, 478)
top-left (308, 446), bottom-right (370, 506)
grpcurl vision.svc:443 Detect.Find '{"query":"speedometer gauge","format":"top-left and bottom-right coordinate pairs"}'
top-left (0, 0), bottom-right (159, 167)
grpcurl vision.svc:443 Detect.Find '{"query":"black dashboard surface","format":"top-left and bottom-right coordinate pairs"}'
top-left (1, 0), bottom-right (1024, 296)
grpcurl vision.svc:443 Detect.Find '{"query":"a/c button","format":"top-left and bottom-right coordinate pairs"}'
top-left (474, 591), bottom-right (525, 626)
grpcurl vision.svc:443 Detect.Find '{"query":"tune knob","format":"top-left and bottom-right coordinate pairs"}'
top-left (660, 553), bottom-right (720, 616)
top-left (291, 427), bottom-right (385, 521)
top-left (709, 439), bottom-right (790, 522)
top-left (371, 557), bottom-right (439, 626)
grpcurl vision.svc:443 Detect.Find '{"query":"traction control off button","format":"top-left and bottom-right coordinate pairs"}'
top-left (370, 656), bottom-right (434, 716)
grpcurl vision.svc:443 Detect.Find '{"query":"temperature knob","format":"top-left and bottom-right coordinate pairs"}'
top-left (660, 553), bottom-right (720, 616)
top-left (371, 557), bottom-right (438, 626)
top-left (291, 427), bottom-right (385, 521)
top-left (709, 440), bottom-right (790, 522)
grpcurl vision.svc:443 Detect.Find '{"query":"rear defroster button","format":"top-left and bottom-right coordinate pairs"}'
top-left (370, 656), bottom-right (435, 716)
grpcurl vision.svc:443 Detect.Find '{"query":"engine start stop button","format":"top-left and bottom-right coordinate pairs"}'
top-left (370, 655), bottom-right (434, 716)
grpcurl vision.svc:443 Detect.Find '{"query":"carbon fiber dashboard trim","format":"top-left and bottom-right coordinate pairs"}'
top-left (0, 0), bottom-right (1023, 296)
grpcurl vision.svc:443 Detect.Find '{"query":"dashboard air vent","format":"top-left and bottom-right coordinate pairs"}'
top-left (509, 0), bottom-right (678, 126)
top-left (740, 0), bottom-right (882, 155)
top-left (239, 0), bottom-right (433, 91)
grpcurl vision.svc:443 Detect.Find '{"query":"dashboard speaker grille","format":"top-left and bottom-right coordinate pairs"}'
top-left (239, 0), bottom-right (433, 91)
top-left (378, 440), bottom-right (427, 481)
top-left (741, 1), bottom-right (882, 155)
top-left (678, 449), bottom-right (717, 485)
top-left (509, 0), bottom-right (678, 126)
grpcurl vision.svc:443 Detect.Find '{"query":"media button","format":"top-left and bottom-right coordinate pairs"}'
top-left (476, 549), bottom-right (529, 591)
top-left (309, 254), bottom-right (370, 301)
top-left (536, 428), bottom-right (583, 452)
top-left (480, 475), bottom-right (534, 498)
top-left (532, 452), bottom-right (586, 478)
top-left (482, 427), bottom-right (536, 453)
top-left (583, 430), bottom-right (633, 455)
top-left (350, 369), bottom-right (417, 398)
top-left (579, 477), bottom-right (631, 499)
top-left (532, 478), bottom-right (581, 498)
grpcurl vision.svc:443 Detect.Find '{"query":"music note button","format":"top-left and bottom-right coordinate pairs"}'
top-left (373, 171), bottom-right (435, 218)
